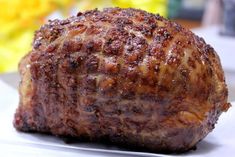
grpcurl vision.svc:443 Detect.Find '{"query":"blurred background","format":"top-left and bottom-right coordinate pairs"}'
top-left (0, 0), bottom-right (234, 101)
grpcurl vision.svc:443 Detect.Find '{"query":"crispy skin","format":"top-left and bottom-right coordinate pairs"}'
top-left (14, 8), bottom-right (230, 153)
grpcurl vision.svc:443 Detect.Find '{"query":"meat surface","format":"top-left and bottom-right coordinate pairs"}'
top-left (14, 8), bottom-right (230, 153)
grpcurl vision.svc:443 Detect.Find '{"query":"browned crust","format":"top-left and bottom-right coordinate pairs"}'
top-left (14, 7), bottom-right (230, 153)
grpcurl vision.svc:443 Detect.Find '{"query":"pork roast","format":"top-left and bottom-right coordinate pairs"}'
top-left (14, 8), bottom-right (230, 153)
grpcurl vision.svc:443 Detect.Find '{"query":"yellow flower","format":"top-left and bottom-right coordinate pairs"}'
top-left (0, 0), bottom-right (74, 73)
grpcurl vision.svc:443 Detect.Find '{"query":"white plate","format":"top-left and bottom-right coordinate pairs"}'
top-left (0, 80), bottom-right (234, 157)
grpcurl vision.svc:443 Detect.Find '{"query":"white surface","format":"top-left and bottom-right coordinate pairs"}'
top-left (192, 26), bottom-right (235, 71)
top-left (0, 80), bottom-right (234, 157)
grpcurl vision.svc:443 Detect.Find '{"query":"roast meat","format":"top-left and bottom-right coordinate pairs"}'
top-left (14, 8), bottom-right (230, 153)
